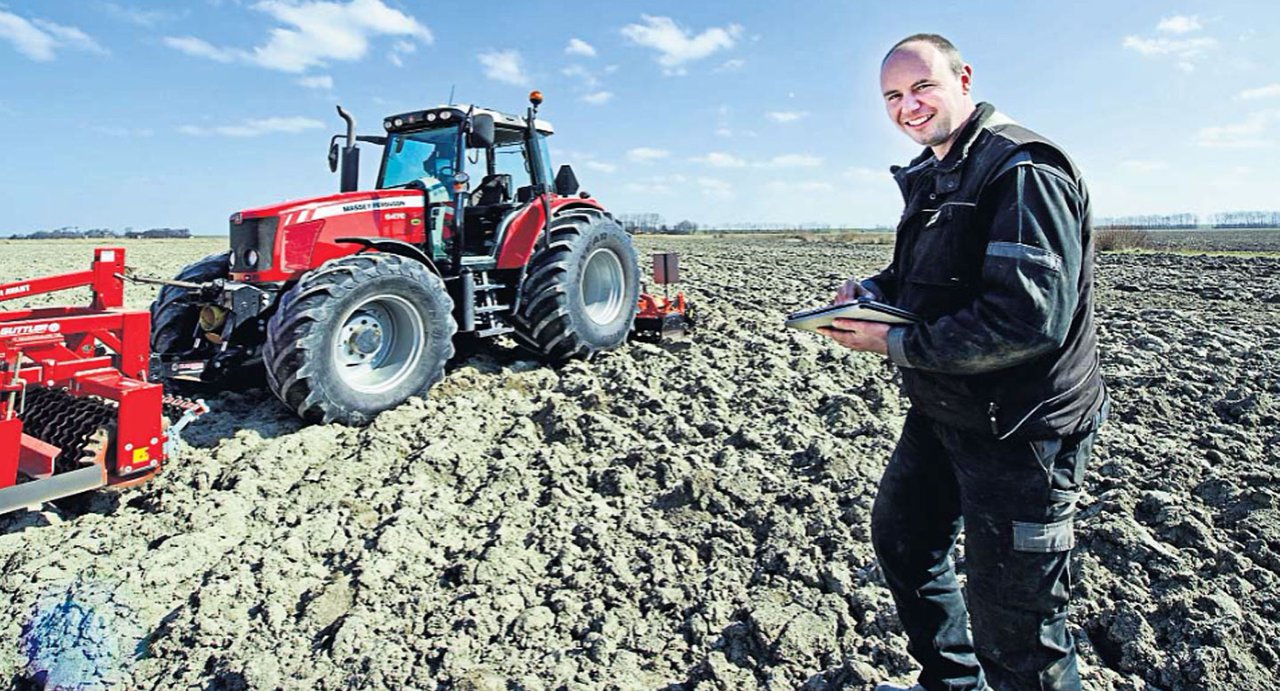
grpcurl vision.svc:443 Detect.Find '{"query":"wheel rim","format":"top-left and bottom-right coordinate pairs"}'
top-left (581, 247), bottom-right (626, 325)
top-left (333, 295), bottom-right (425, 394)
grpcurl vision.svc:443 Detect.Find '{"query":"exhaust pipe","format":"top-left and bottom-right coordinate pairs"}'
top-left (337, 105), bottom-right (360, 193)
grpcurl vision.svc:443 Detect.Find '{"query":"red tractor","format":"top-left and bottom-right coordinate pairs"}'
top-left (150, 92), bottom-right (641, 425)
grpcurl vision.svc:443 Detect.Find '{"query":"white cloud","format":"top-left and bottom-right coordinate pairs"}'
top-left (562, 64), bottom-right (600, 89)
top-left (766, 154), bottom-right (822, 168)
top-left (1240, 84), bottom-right (1280, 100)
top-left (297, 74), bottom-right (333, 89)
top-left (1195, 110), bottom-right (1280, 148)
top-left (621, 15), bottom-right (742, 75)
top-left (102, 3), bottom-right (174, 27)
top-left (698, 177), bottom-right (733, 199)
top-left (0, 10), bottom-right (105, 61)
top-left (180, 116), bottom-right (325, 137)
top-left (1119, 159), bottom-right (1167, 172)
top-left (1123, 15), bottom-right (1215, 71)
top-left (625, 180), bottom-right (674, 195)
top-left (388, 39), bottom-right (415, 67)
top-left (1122, 35), bottom-right (1216, 58)
top-left (478, 49), bottom-right (529, 85)
top-left (845, 166), bottom-right (888, 182)
top-left (1157, 15), bottom-right (1201, 34)
top-left (565, 38), bottom-right (596, 57)
top-left (691, 152), bottom-right (747, 168)
top-left (766, 110), bottom-right (808, 123)
top-left (583, 160), bottom-right (616, 173)
top-left (628, 147), bottom-right (670, 162)
top-left (164, 36), bottom-right (238, 63)
top-left (714, 58), bottom-right (744, 73)
top-left (715, 127), bottom-right (733, 137)
top-left (166, 0), bottom-right (431, 73)
top-left (582, 91), bottom-right (613, 105)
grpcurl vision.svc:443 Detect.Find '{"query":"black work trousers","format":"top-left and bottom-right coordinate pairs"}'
top-left (870, 409), bottom-right (1098, 691)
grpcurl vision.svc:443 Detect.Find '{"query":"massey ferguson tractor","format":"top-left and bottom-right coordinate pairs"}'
top-left (149, 92), bottom-right (655, 425)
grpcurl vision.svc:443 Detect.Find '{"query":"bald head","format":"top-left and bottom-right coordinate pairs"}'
top-left (883, 33), bottom-right (965, 77)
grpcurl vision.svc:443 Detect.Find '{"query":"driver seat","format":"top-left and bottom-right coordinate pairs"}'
top-left (464, 174), bottom-right (515, 254)
top-left (470, 174), bottom-right (512, 207)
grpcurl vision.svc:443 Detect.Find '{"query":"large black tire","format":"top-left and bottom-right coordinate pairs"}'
top-left (263, 253), bottom-right (456, 425)
top-left (512, 208), bottom-right (640, 361)
top-left (149, 251), bottom-right (230, 357)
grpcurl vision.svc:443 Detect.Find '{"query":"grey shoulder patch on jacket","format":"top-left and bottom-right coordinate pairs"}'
top-left (987, 241), bottom-right (1064, 273)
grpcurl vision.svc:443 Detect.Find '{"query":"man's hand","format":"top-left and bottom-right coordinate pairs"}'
top-left (834, 276), bottom-right (876, 305)
top-left (819, 319), bottom-right (891, 355)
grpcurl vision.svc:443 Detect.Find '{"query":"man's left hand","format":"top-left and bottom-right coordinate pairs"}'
top-left (818, 319), bottom-right (891, 355)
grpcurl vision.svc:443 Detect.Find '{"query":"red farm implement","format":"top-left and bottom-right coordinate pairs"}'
top-left (0, 247), bottom-right (203, 515)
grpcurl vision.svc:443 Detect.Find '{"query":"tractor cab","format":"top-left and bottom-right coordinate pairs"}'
top-left (333, 98), bottom-right (569, 267)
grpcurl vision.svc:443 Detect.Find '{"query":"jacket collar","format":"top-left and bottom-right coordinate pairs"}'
top-left (891, 102), bottom-right (1013, 197)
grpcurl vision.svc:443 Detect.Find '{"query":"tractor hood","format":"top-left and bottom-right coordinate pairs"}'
top-left (231, 188), bottom-right (423, 226)
top-left (228, 188), bottom-right (428, 282)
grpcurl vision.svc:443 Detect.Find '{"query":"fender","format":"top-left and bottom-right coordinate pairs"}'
top-left (335, 237), bottom-right (440, 275)
top-left (496, 197), bottom-right (607, 270)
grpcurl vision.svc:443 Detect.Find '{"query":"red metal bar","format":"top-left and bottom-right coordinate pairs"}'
top-left (0, 418), bottom-right (20, 489)
top-left (18, 433), bottom-right (58, 479)
top-left (0, 270), bottom-right (94, 304)
top-left (0, 247), bottom-right (124, 308)
top-left (91, 247), bottom-right (125, 309)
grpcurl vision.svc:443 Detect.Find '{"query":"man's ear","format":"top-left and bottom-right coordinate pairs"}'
top-left (960, 64), bottom-right (973, 95)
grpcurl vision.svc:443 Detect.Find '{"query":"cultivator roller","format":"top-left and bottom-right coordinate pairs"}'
top-left (0, 247), bottom-right (205, 515)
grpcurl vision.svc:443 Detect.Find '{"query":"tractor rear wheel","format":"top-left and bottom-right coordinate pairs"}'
top-left (513, 208), bottom-right (639, 361)
top-left (150, 252), bottom-right (232, 379)
top-left (263, 253), bottom-right (456, 425)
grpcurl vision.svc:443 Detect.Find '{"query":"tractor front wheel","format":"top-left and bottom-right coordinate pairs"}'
top-left (263, 253), bottom-right (456, 425)
top-left (513, 208), bottom-right (639, 361)
top-left (150, 251), bottom-right (230, 357)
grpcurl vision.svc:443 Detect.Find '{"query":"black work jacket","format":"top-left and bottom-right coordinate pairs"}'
top-left (866, 102), bottom-right (1106, 440)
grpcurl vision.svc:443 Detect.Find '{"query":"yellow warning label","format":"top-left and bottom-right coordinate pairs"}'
top-left (133, 448), bottom-right (150, 463)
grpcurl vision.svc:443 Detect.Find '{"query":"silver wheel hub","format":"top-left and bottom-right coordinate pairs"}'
top-left (333, 295), bottom-right (425, 394)
top-left (581, 247), bottom-right (626, 326)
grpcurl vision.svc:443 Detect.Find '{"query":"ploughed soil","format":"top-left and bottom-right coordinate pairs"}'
top-left (1, 236), bottom-right (1277, 690)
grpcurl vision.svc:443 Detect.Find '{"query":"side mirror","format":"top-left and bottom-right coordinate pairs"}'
top-left (555, 164), bottom-right (579, 197)
top-left (328, 139), bottom-right (339, 173)
top-left (468, 114), bottom-right (495, 149)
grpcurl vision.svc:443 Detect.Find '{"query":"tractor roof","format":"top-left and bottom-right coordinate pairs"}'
top-left (382, 104), bottom-right (554, 136)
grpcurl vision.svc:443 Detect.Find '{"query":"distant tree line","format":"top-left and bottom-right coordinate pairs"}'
top-left (1096, 211), bottom-right (1280, 230)
top-left (618, 213), bottom-right (893, 235)
top-left (9, 226), bottom-right (191, 240)
top-left (1204, 211), bottom-right (1280, 228)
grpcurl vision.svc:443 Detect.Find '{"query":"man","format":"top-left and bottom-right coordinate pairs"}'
top-left (820, 34), bottom-right (1107, 691)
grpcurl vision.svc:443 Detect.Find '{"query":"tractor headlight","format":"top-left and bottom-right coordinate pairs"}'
top-left (426, 112), bottom-right (437, 122)
top-left (245, 249), bottom-right (259, 268)
top-left (393, 117), bottom-right (404, 128)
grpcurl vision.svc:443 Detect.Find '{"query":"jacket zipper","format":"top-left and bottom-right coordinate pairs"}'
top-left (988, 402), bottom-right (1000, 437)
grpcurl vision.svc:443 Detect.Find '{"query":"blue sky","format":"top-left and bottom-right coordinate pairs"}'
top-left (1, 0), bottom-right (1277, 234)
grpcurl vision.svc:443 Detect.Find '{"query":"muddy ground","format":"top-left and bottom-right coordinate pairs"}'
top-left (1, 235), bottom-right (1277, 690)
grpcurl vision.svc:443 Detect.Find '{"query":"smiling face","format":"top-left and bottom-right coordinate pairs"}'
top-left (880, 42), bottom-right (975, 160)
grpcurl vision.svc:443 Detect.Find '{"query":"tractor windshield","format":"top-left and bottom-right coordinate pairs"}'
top-left (378, 126), bottom-right (460, 190)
